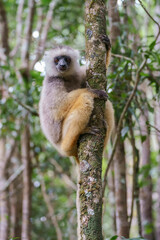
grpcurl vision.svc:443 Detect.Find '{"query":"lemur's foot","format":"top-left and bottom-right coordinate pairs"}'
top-left (82, 126), bottom-right (100, 135)
top-left (90, 89), bottom-right (108, 101)
top-left (100, 34), bottom-right (111, 50)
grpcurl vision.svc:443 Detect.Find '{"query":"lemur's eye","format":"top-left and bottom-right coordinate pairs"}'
top-left (65, 56), bottom-right (71, 64)
top-left (54, 58), bottom-right (59, 64)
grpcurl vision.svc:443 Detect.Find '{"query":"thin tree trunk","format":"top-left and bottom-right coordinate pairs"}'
top-left (0, 139), bottom-right (9, 240)
top-left (0, 139), bottom-right (16, 240)
top-left (0, 0), bottom-right (10, 55)
top-left (129, 121), bottom-right (142, 236)
top-left (114, 138), bottom-right (129, 237)
top-left (21, 124), bottom-right (31, 240)
top-left (77, 0), bottom-right (107, 239)
top-left (9, 173), bottom-right (22, 239)
top-left (108, 0), bottom-right (120, 44)
top-left (20, 0), bottom-right (35, 238)
top-left (155, 100), bottom-right (160, 240)
top-left (0, 10), bottom-right (10, 239)
top-left (139, 91), bottom-right (154, 240)
top-left (108, 0), bottom-right (129, 237)
top-left (154, 2), bottom-right (160, 238)
top-left (10, 182), bottom-right (17, 238)
top-left (107, 163), bottom-right (117, 233)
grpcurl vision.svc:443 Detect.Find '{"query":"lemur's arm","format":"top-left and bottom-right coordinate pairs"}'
top-left (54, 88), bottom-right (108, 121)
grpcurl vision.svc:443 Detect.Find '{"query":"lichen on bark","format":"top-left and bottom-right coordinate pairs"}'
top-left (77, 1), bottom-right (107, 239)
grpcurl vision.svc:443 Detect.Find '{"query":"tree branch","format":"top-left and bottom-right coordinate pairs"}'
top-left (4, 140), bottom-right (17, 169)
top-left (102, 57), bottom-right (147, 197)
top-left (0, 165), bottom-right (24, 192)
top-left (21, 0), bottom-right (35, 69)
top-left (10, 0), bottom-right (25, 57)
top-left (30, 0), bottom-right (57, 70)
top-left (35, 7), bottom-right (44, 33)
top-left (137, 0), bottom-right (160, 42)
top-left (12, 95), bottom-right (39, 116)
top-left (3, 84), bottom-right (39, 116)
top-left (49, 158), bottom-right (77, 191)
top-left (38, 168), bottom-right (63, 240)
top-left (111, 53), bottom-right (137, 69)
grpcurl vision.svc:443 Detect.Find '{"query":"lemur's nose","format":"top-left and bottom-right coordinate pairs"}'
top-left (59, 59), bottom-right (67, 70)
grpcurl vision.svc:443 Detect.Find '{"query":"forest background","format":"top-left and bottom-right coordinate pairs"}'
top-left (0, 0), bottom-right (160, 240)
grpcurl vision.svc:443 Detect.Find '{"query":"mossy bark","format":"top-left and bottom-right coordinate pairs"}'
top-left (77, 1), bottom-right (106, 239)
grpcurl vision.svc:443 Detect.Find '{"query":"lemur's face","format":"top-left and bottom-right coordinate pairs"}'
top-left (54, 55), bottom-right (71, 72)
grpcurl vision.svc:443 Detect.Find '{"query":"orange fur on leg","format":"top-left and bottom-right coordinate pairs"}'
top-left (61, 92), bottom-right (94, 156)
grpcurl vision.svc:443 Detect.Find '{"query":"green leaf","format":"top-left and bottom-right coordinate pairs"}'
top-left (141, 135), bottom-right (147, 143)
top-left (149, 40), bottom-right (156, 51)
top-left (110, 236), bottom-right (118, 240)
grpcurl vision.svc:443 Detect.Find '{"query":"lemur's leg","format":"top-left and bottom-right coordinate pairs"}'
top-left (60, 92), bottom-right (94, 157)
top-left (60, 89), bottom-right (108, 158)
top-left (103, 100), bottom-right (115, 149)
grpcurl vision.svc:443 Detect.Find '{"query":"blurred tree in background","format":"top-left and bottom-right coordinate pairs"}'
top-left (0, 0), bottom-right (160, 239)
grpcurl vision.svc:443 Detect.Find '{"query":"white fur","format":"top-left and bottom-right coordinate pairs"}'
top-left (44, 46), bottom-right (80, 77)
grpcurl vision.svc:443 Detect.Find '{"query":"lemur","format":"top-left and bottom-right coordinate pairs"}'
top-left (39, 36), bottom-right (114, 163)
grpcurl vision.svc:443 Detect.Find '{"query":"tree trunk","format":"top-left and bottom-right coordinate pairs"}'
top-left (21, 124), bottom-right (32, 240)
top-left (0, 139), bottom-right (9, 240)
top-left (107, 163), bottom-right (117, 233)
top-left (154, 2), bottom-right (160, 238)
top-left (9, 174), bottom-right (22, 239)
top-left (139, 91), bottom-right (154, 240)
top-left (108, 0), bottom-right (129, 237)
top-left (10, 182), bottom-right (17, 238)
top-left (20, 0), bottom-right (35, 238)
top-left (77, 0), bottom-right (107, 239)
top-left (108, 0), bottom-right (120, 44)
top-left (155, 100), bottom-right (160, 240)
top-left (129, 122), bottom-right (142, 236)
top-left (0, 0), bottom-right (10, 55)
top-left (114, 139), bottom-right (129, 237)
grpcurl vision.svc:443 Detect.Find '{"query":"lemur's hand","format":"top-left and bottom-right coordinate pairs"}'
top-left (86, 81), bottom-right (108, 101)
top-left (100, 34), bottom-right (111, 51)
top-left (89, 89), bottom-right (108, 101)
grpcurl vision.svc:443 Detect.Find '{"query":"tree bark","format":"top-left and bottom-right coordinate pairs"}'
top-left (108, 0), bottom-right (129, 237)
top-left (21, 124), bottom-right (32, 240)
top-left (9, 156), bottom-right (22, 239)
top-left (108, 0), bottom-right (120, 45)
top-left (139, 90), bottom-right (154, 240)
top-left (129, 122), bottom-right (142, 236)
top-left (20, 1), bottom-right (35, 238)
top-left (0, 0), bottom-right (10, 55)
top-left (107, 162), bottom-right (117, 234)
top-left (0, 139), bottom-right (9, 240)
top-left (154, 100), bottom-right (160, 240)
top-left (21, 0), bottom-right (35, 69)
top-left (114, 139), bottom-right (129, 237)
top-left (77, 0), bottom-right (107, 239)
top-left (154, 3), bottom-right (160, 239)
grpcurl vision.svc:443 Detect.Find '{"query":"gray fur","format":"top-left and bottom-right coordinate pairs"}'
top-left (39, 46), bottom-right (86, 153)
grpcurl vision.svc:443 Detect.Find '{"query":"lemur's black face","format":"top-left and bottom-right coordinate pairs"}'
top-left (54, 55), bottom-right (71, 72)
